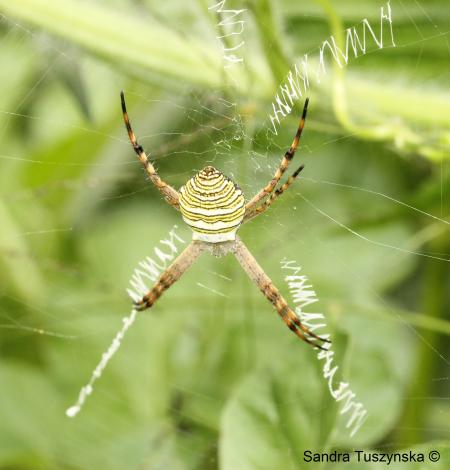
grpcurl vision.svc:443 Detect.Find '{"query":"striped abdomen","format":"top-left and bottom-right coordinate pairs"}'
top-left (179, 166), bottom-right (245, 242)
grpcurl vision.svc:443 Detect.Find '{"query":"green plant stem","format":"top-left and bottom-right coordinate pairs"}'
top-left (247, 0), bottom-right (291, 85)
top-left (314, 0), bottom-right (353, 130)
top-left (313, 0), bottom-right (450, 160)
top-left (398, 232), bottom-right (449, 444)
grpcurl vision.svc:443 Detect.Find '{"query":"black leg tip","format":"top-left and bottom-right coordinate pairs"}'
top-left (302, 98), bottom-right (310, 119)
top-left (120, 91), bottom-right (126, 112)
top-left (293, 164), bottom-right (305, 178)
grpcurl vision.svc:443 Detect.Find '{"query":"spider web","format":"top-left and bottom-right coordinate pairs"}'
top-left (0, 0), bottom-right (449, 468)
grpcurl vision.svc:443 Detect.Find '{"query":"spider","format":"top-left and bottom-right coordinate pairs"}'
top-left (120, 92), bottom-right (329, 350)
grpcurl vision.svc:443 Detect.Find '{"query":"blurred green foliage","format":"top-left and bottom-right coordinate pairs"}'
top-left (0, 0), bottom-right (449, 469)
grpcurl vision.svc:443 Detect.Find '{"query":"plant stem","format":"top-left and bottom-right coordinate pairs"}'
top-left (398, 232), bottom-right (449, 444)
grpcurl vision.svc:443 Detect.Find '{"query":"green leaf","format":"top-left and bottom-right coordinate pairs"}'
top-left (0, 0), bottom-right (224, 89)
top-left (0, 363), bottom-right (62, 467)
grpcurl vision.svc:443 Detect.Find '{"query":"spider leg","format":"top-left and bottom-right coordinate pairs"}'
top-left (133, 242), bottom-right (205, 311)
top-left (245, 98), bottom-right (309, 215)
top-left (121, 91), bottom-right (180, 210)
top-left (233, 236), bottom-right (330, 350)
top-left (243, 164), bottom-right (305, 223)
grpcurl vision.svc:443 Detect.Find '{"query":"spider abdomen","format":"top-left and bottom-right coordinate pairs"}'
top-left (179, 166), bottom-right (245, 242)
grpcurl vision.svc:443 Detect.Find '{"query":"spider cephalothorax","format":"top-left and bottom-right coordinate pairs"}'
top-left (120, 91), bottom-right (329, 350)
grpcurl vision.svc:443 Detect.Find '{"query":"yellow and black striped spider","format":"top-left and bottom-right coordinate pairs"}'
top-left (121, 92), bottom-right (329, 350)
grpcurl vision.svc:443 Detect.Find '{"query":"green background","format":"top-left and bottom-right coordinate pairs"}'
top-left (0, 0), bottom-right (449, 468)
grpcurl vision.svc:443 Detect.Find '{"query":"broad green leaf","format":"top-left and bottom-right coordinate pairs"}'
top-left (0, 0), bottom-right (225, 89)
top-left (219, 315), bottom-right (407, 469)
